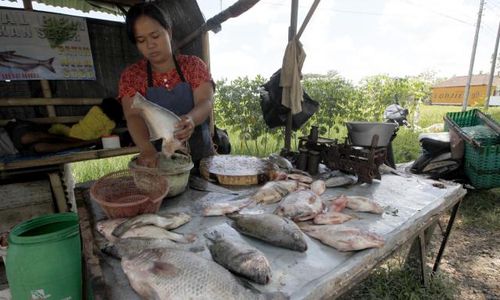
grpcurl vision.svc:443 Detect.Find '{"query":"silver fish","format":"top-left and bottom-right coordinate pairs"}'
top-left (96, 218), bottom-right (127, 243)
top-left (250, 180), bottom-right (299, 204)
top-left (345, 196), bottom-right (384, 214)
top-left (101, 237), bottom-right (187, 259)
top-left (324, 174), bottom-right (357, 188)
top-left (122, 248), bottom-right (281, 299)
top-left (120, 226), bottom-right (196, 244)
top-left (205, 230), bottom-right (272, 284)
top-left (189, 175), bottom-right (239, 195)
top-left (298, 223), bottom-right (384, 251)
top-left (228, 213), bottom-right (307, 252)
top-left (0, 50), bottom-right (55, 73)
top-left (268, 153), bottom-right (294, 171)
top-left (131, 92), bottom-right (184, 157)
top-left (112, 213), bottom-right (191, 237)
top-left (274, 190), bottom-right (324, 222)
top-left (202, 198), bottom-right (253, 216)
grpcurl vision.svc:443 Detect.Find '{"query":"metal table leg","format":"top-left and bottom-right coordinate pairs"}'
top-left (432, 200), bottom-right (462, 274)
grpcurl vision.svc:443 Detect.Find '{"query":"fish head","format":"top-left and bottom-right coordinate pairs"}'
top-left (274, 206), bottom-right (285, 216)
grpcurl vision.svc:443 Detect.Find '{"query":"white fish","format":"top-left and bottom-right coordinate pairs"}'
top-left (324, 174), bottom-right (357, 187)
top-left (0, 50), bottom-right (55, 73)
top-left (275, 190), bottom-right (324, 221)
top-left (202, 198), bottom-right (253, 216)
top-left (310, 180), bottom-right (326, 195)
top-left (250, 180), bottom-right (299, 204)
top-left (299, 223), bottom-right (384, 251)
top-left (122, 248), bottom-right (282, 299)
top-left (345, 196), bottom-right (384, 214)
top-left (131, 92), bottom-right (184, 157)
top-left (120, 226), bottom-right (196, 244)
top-left (313, 211), bottom-right (354, 225)
top-left (287, 173), bottom-right (313, 184)
top-left (112, 213), bottom-right (191, 237)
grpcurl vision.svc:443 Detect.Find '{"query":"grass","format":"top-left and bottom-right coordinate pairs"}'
top-left (339, 260), bottom-right (456, 300)
top-left (71, 104), bottom-right (499, 298)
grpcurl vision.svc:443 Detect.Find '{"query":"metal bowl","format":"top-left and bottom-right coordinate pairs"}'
top-left (346, 122), bottom-right (397, 147)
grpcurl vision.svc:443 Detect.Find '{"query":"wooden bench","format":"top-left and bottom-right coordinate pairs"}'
top-left (0, 97), bottom-right (138, 214)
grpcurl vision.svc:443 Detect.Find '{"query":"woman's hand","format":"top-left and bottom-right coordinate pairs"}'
top-left (137, 147), bottom-right (158, 168)
top-left (175, 115), bottom-right (195, 143)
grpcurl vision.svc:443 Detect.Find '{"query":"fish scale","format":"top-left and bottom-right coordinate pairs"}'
top-left (122, 248), bottom-right (270, 299)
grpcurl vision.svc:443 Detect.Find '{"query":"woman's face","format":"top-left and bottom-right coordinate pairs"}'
top-left (134, 15), bottom-right (172, 66)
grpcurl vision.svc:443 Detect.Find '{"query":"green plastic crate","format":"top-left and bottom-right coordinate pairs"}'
top-left (444, 109), bottom-right (500, 189)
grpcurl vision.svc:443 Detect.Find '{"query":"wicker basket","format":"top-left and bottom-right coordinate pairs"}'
top-left (444, 109), bottom-right (500, 189)
top-left (90, 169), bottom-right (169, 218)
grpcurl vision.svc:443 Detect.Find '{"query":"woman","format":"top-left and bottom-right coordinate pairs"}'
top-left (119, 2), bottom-right (215, 168)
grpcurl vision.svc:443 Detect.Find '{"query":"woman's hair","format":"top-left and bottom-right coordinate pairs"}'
top-left (125, 2), bottom-right (173, 44)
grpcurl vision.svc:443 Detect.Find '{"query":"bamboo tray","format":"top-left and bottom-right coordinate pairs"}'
top-left (199, 155), bottom-right (277, 186)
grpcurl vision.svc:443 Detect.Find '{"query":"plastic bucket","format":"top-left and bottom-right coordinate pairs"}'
top-left (129, 153), bottom-right (193, 197)
top-left (6, 213), bottom-right (82, 300)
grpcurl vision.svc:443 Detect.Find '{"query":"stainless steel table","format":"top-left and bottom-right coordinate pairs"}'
top-left (79, 173), bottom-right (466, 300)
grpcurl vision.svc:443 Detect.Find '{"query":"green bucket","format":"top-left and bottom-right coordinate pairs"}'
top-left (6, 213), bottom-right (82, 300)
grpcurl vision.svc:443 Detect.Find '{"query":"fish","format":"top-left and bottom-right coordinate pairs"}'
top-left (101, 237), bottom-right (190, 259)
top-left (345, 196), bottom-right (384, 214)
top-left (298, 223), bottom-right (384, 251)
top-left (131, 92), bottom-right (185, 157)
top-left (274, 190), bottom-right (324, 222)
top-left (0, 51), bottom-right (55, 73)
top-left (250, 180), bottom-right (299, 204)
top-left (313, 211), bottom-right (354, 225)
top-left (96, 218), bottom-right (127, 243)
top-left (228, 213), bottom-right (308, 252)
top-left (202, 198), bottom-right (253, 216)
top-left (324, 195), bottom-right (349, 212)
top-left (310, 180), bottom-right (326, 195)
top-left (96, 219), bottom-right (196, 244)
top-left (120, 226), bottom-right (196, 244)
top-left (121, 248), bottom-right (283, 299)
top-left (189, 175), bottom-right (239, 195)
top-left (324, 173), bottom-right (357, 188)
top-left (205, 230), bottom-right (272, 284)
top-left (112, 213), bottom-right (192, 237)
top-left (268, 153), bottom-right (294, 171)
top-left (287, 173), bottom-right (313, 184)
top-left (379, 164), bottom-right (410, 177)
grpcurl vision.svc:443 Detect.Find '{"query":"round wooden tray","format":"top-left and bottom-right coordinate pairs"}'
top-left (199, 155), bottom-right (277, 186)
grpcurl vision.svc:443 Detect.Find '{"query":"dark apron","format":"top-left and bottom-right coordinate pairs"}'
top-left (145, 56), bottom-right (213, 163)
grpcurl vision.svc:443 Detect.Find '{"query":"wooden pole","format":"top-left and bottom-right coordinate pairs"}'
top-left (283, 0), bottom-right (299, 153)
top-left (462, 0), bottom-right (484, 111)
top-left (297, 0), bottom-right (321, 40)
top-left (485, 20), bottom-right (500, 110)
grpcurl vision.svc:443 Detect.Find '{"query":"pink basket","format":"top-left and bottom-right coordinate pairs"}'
top-left (90, 169), bottom-right (169, 218)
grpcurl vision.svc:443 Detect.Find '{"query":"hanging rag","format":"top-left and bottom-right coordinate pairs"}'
top-left (280, 37), bottom-right (306, 114)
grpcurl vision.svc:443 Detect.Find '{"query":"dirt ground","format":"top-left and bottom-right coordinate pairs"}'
top-left (429, 216), bottom-right (500, 300)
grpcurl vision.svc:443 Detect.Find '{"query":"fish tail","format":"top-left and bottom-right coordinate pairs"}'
top-left (42, 57), bottom-right (56, 73)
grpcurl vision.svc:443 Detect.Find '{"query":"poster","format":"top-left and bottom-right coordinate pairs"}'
top-left (0, 9), bottom-right (96, 80)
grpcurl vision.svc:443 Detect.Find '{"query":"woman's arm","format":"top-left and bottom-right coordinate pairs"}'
top-left (175, 81), bottom-right (214, 142)
top-left (121, 95), bottom-right (158, 167)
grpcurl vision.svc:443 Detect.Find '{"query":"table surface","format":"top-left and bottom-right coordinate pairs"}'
top-left (83, 173), bottom-right (466, 300)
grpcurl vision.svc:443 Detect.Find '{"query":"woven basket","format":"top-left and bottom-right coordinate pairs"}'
top-left (90, 169), bottom-right (169, 218)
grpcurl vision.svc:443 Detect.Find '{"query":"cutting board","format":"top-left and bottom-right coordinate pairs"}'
top-left (199, 155), bottom-right (277, 186)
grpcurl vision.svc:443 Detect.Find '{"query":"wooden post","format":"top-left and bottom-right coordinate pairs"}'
top-left (283, 0), bottom-right (299, 153)
top-left (201, 31), bottom-right (215, 137)
top-left (48, 172), bottom-right (68, 212)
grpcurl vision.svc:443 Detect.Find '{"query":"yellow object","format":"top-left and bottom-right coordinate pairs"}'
top-left (49, 106), bottom-right (115, 140)
top-left (431, 85), bottom-right (488, 106)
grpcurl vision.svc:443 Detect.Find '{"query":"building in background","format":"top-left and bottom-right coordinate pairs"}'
top-left (431, 73), bottom-right (500, 106)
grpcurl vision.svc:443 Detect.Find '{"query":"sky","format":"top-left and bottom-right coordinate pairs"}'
top-left (1, 0), bottom-right (500, 84)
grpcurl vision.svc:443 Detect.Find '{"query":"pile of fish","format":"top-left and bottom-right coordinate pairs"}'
top-left (95, 154), bottom-right (394, 298)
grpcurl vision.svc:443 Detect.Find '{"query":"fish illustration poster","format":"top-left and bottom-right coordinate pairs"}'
top-left (0, 9), bottom-right (96, 80)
